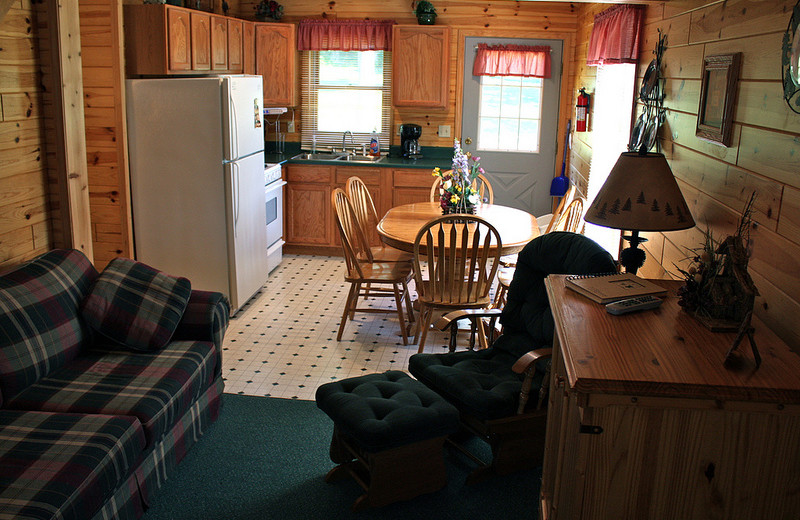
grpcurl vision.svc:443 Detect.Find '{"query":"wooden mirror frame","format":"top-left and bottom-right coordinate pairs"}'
top-left (695, 53), bottom-right (741, 147)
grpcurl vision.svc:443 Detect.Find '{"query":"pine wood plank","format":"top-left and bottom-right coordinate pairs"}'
top-left (689, 0), bottom-right (794, 44)
top-left (662, 109), bottom-right (740, 163)
top-left (0, 197), bottom-right (47, 235)
top-left (704, 32), bottom-right (781, 81)
top-left (777, 185), bottom-right (800, 246)
top-left (738, 126), bottom-right (800, 190)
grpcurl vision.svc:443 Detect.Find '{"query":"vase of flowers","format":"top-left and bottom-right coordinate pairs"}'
top-left (254, 0), bottom-right (283, 21)
top-left (432, 139), bottom-right (483, 215)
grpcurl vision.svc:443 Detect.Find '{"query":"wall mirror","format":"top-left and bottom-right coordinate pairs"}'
top-left (695, 53), bottom-right (741, 147)
top-left (783, 0), bottom-right (800, 113)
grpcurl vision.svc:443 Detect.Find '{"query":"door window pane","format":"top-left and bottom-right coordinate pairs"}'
top-left (477, 75), bottom-right (543, 153)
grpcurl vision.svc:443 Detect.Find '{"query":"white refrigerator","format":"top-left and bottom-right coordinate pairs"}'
top-left (126, 75), bottom-right (268, 315)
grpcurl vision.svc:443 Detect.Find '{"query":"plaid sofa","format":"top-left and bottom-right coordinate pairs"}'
top-left (0, 249), bottom-right (229, 520)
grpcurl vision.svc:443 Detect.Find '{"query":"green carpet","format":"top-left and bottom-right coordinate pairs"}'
top-left (142, 393), bottom-right (541, 519)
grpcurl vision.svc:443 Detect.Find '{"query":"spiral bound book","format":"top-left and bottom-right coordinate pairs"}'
top-left (565, 273), bottom-right (667, 304)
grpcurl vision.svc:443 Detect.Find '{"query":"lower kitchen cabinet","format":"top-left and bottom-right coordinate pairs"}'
top-left (285, 164), bottom-right (432, 252)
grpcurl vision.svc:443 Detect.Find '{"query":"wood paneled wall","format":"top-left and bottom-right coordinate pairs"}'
top-left (80, 0), bottom-right (132, 269)
top-left (574, 0), bottom-right (800, 350)
top-left (0, 0), bottom-right (52, 268)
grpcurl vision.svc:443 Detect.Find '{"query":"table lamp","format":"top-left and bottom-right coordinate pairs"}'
top-left (583, 151), bottom-right (695, 275)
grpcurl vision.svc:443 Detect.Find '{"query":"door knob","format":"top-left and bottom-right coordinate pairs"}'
top-left (464, 137), bottom-right (472, 145)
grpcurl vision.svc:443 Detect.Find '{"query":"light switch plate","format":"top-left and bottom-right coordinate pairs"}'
top-left (439, 125), bottom-right (451, 137)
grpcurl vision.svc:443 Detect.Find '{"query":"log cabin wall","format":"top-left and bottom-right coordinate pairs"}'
top-left (573, 0), bottom-right (800, 350)
top-left (0, 1), bottom-right (52, 267)
top-left (79, 0), bottom-right (133, 269)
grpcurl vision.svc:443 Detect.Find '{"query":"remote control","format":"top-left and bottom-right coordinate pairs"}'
top-left (605, 295), bottom-right (663, 315)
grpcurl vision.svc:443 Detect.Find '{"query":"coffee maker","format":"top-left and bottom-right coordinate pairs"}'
top-left (400, 124), bottom-right (423, 159)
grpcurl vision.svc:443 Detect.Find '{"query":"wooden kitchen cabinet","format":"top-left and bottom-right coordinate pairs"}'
top-left (211, 15), bottom-right (228, 71)
top-left (243, 21), bottom-right (255, 75)
top-left (541, 275), bottom-right (800, 520)
top-left (285, 165), bottom-right (333, 246)
top-left (392, 25), bottom-right (450, 108)
top-left (391, 168), bottom-right (433, 206)
top-left (124, 5), bottom-right (250, 76)
top-left (190, 12), bottom-right (211, 71)
top-left (255, 23), bottom-right (298, 106)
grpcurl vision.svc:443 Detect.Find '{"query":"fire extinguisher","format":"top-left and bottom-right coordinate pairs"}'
top-left (576, 88), bottom-right (590, 132)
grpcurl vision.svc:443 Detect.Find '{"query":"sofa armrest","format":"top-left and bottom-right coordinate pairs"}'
top-left (172, 290), bottom-right (230, 351)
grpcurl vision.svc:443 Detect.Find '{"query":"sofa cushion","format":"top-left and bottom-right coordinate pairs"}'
top-left (5, 340), bottom-right (218, 448)
top-left (0, 249), bottom-right (98, 405)
top-left (0, 409), bottom-right (145, 520)
top-left (81, 257), bottom-right (191, 351)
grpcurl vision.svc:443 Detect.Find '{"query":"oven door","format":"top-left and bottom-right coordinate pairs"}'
top-left (265, 179), bottom-right (286, 247)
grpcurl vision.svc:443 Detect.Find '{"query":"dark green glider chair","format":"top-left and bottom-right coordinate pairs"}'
top-left (408, 232), bottom-right (616, 480)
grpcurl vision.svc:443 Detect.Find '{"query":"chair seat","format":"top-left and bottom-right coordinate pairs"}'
top-left (344, 261), bottom-right (413, 284)
top-left (363, 246), bottom-right (413, 264)
top-left (417, 281), bottom-right (492, 309)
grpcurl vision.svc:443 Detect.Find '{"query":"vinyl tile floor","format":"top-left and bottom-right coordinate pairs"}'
top-left (222, 254), bottom-right (495, 401)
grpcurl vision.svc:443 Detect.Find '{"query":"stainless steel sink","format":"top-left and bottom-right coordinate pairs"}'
top-left (291, 152), bottom-right (345, 161)
top-left (338, 154), bottom-right (385, 163)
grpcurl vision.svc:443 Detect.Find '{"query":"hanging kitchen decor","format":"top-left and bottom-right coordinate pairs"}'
top-left (783, 0), bottom-right (800, 113)
top-left (629, 30), bottom-right (666, 153)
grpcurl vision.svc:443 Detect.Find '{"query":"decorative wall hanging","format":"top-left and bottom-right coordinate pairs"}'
top-left (695, 53), bottom-right (741, 147)
top-left (628, 30), bottom-right (666, 153)
top-left (783, 0), bottom-right (800, 113)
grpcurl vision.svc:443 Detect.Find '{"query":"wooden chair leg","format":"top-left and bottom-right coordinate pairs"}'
top-left (337, 283), bottom-right (358, 340)
top-left (417, 306), bottom-right (433, 354)
top-left (393, 282), bottom-right (409, 345)
top-left (402, 280), bottom-right (415, 324)
top-left (349, 282), bottom-right (361, 320)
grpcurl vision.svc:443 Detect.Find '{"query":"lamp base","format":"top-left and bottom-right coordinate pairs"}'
top-left (619, 231), bottom-right (647, 275)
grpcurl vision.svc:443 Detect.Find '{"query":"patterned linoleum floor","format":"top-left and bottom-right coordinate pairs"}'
top-left (222, 254), bottom-right (477, 401)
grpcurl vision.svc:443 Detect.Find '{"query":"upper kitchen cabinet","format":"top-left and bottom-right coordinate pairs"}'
top-left (256, 23), bottom-right (298, 106)
top-left (392, 25), bottom-right (450, 108)
top-left (124, 5), bottom-right (250, 76)
top-left (243, 21), bottom-right (255, 75)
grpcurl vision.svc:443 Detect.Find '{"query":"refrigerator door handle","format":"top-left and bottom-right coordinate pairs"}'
top-left (229, 92), bottom-right (240, 160)
top-left (233, 162), bottom-right (240, 236)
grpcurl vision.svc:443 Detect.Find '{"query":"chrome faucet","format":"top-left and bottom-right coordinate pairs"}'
top-left (342, 131), bottom-right (355, 153)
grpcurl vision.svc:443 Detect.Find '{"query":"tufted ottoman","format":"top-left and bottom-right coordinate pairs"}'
top-left (315, 370), bottom-right (459, 511)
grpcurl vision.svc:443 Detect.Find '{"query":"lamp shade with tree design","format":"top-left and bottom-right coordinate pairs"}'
top-left (584, 151), bottom-right (695, 274)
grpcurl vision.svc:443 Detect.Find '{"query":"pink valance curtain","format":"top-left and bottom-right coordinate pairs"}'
top-left (297, 19), bottom-right (395, 51)
top-left (472, 44), bottom-right (551, 78)
top-left (586, 4), bottom-right (645, 66)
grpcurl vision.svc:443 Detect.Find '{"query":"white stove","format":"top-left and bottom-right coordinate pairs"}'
top-left (264, 163), bottom-right (285, 273)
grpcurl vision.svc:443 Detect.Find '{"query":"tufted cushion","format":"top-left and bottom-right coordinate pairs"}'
top-left (81, 257), bottom-right (191, 351)
top-left (0, 249), bottom-right (98, 404)
top-left (408, 348), bottom-right (545, 421)
top-left (315, 371), bottom-right (459, 452)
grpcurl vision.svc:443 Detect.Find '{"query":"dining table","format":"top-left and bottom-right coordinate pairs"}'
top-left (376, 201), bottom-right (539, 255)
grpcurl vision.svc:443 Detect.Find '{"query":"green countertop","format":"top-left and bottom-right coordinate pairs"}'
top-left (264, 145), bottom-right (454, 171)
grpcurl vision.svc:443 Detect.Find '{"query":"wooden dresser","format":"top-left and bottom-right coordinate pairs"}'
top-left (542, 275), bottom-right (800, 520)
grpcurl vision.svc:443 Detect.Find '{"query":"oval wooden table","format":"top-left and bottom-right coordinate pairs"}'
top-left (377, 201), bottom-right (539, 254)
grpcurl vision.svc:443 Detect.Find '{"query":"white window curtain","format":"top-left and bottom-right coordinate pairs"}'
top-left (584, 64), bottom-right (636, 259)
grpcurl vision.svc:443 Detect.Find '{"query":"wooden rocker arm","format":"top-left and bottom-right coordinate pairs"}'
top-left (433, 308), bottom-right (503, 331)
top-left (434, 308), bottom-right (503, 351)
top-left (512, 348), bottom-right (553, 414)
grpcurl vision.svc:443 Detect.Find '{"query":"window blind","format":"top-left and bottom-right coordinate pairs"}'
top-left (300, 51), bottom-right (393, 152)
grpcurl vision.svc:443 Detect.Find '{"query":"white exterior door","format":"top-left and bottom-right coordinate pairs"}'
top-left (461, 37), bottom-right (563, 216)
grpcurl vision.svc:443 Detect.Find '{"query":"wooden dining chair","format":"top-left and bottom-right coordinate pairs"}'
top-left (430, 172), bottom-right (494, 204)
top-left (345, 176), bottom-right (412, 264)
top-left (412, 214), bottom-right (502, 353)
top-left (551, 197), bottom-right (585, 234)
top-left (331, 188), bottom-right (415, 345)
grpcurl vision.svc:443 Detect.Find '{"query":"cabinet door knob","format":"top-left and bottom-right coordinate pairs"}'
top-left (464, 137), bottom-right (472, 145)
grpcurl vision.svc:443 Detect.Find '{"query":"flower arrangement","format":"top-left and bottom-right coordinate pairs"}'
top-left (432, 139), bottom-right (483, 214)
top-left (676, 193), bottom-right (758, 328)
top-left (254, 0), bottom-right (283, 21)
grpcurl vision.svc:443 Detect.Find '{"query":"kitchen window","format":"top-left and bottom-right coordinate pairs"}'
top-left (300, 50), bottom-right (392, 151)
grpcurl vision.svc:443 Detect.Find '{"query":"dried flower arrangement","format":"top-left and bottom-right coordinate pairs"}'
top-left (676, 193), bottom-right (759, 331)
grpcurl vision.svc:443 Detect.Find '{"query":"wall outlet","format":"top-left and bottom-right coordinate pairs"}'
top-left (439, 125), bottom-right (451, 137)
top-left (287, 120), bottom-right (295, 133)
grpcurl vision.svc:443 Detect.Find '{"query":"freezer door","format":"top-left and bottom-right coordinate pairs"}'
top-left (222, 75), bottom-right (265, 161)
top-left (224, 151), bottom-right (269, 311)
